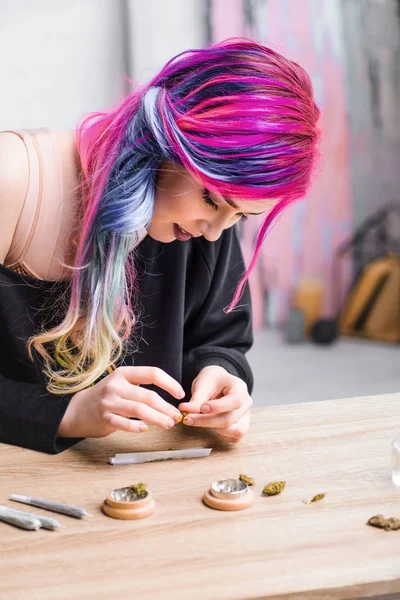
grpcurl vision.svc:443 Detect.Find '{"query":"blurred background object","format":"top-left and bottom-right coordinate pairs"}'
top-left (338, 204), bottom-right (400, 344)
top-left (1, 0), bottom-right (400, 406)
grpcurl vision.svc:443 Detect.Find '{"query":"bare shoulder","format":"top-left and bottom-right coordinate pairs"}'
top-left (0, 132), bottom-right (29, 263)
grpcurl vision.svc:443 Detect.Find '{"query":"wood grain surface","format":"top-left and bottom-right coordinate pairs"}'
top-left (1, 393), bottom-right (400, 600)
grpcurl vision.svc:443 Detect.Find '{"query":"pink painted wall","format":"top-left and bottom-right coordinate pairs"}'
top-left (211, 0), bottom-right (353, 327)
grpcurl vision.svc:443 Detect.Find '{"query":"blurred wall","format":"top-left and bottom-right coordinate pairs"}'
top-left (0, 0), bottom-right (126, 130)
top-left (209, 0), bottom-right (400, 328)
top-left (341, 0), bottom-right (400, 229)
top-left (0, 0), bottom-right (205, 129)
top-left (126, 0), bottom-right (205, 84)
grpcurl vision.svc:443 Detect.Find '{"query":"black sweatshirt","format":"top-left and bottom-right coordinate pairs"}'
top-left (0, 226), bottom-right (253, 453)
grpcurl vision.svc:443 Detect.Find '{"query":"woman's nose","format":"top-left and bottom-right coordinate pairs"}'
top-left (200, 220), bottom-right (224, 242)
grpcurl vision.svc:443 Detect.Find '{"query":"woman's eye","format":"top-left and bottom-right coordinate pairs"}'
top-left (203, 188), bottom-right (248, 222)
top-left (202, 189), bottom-right (219, 211)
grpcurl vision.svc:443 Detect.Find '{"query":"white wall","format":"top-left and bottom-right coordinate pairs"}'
top-left (0, 0), bottom-right (126, 130)
top-left (127, 0), bottom-right (205, 84)
top-left (0, 0), bottom-right (205, 131)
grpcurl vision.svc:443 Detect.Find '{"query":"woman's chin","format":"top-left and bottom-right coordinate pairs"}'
top-left (147, 231), bottom-right (176, 243)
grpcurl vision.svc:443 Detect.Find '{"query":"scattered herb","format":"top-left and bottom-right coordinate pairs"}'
top-left (311, 493), bottom-right (326, 503)
top-left (128, 483), bottom-right (147, 497)
top-left (367, 514), bottom-right (400, 531)
top-left (239, 474), bottom-right (255, 486)
top-left (262, 481), bottom-right (286, 496)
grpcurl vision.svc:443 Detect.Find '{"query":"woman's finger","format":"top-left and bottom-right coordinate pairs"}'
top-left (199, 394), bottom-right (244, 415)
top-left (104, 413), bottom-right (148, 434)
top-left (183, 402), bottom-right (248, 429)
top-left (115, 366), bottom-right (185, 400)
top-left (178, 388), bottom-right (221, 413)
top-left (106, 397), bottom-right (177, 430)
top-left (113, 381), bottom-right (182, 423)
top-left (216, 412), bottom-right (251, 443)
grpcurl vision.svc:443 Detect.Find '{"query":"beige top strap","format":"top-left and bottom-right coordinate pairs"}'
top-left (4, 129), bottom-right (77, 280)
top-left (3, 129), bottom-right (45, 270)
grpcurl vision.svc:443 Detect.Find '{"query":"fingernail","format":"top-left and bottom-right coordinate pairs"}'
top-left (178, 389), bottom-right (185, 399)
top-left (183, 417), bottom-right (194, 426)
top-left (174, 413), bottom-right (183, 424)
top-left (200, 404), bottom-right (210, 413)
top-left (139, 426), bottom-right (148, 432)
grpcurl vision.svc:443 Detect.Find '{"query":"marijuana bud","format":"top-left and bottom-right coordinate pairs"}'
top-left (239, 474), bottom-right (255, 486)
top-left (367, 514), bottom-right (400, 531)
top-left (262, 481), bottom-right (286, 496)
top-left (310, 493), bottom-right (326, 503)
top-left (128, 483), bottom-right (148, 497)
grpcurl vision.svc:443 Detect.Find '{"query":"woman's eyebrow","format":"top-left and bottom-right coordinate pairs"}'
top-left (224, 196), bottom-right (267, 216)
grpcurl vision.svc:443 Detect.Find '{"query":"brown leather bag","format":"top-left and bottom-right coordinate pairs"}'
top-left (339, 254), bottom-right (400, 343)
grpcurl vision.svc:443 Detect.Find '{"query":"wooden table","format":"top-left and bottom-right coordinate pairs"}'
top-left (1, 393), bottom-right (400, 600)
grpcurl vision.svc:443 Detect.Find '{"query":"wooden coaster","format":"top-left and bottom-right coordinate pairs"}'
top-left (103, 490), bottom-right (155, 520)
top-left (203, 488), bottom-right (254, 511)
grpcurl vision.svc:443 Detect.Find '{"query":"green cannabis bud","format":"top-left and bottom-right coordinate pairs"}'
top-left (310, 493), bottom-right (326, 503)
top-left (367, 514), bottom-right (400, 531)
top-left (239, 474), bottom-right (255, 486)
top-left (129, 483), bottom-right (147, 497)
top-left (262, 481), bottom-right (286, 496)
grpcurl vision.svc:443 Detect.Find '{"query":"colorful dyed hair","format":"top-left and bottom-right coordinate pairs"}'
top-left (28, 38), bottom-right (320, 394)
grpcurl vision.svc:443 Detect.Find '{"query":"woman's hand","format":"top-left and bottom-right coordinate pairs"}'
top-left (57, 366), bottom-right (185, 439)
top-left (178, 365), bottom-right (253, 443)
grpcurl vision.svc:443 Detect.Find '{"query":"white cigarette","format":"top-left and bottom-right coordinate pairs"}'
top-left (1, 506), bottom-right (62, 530)
top-left (0, 506), bottom-right (42, 531)
top-left (10, 495), bottom-right (93, 519)
top-left (109, 447), bottom-right (212, 465)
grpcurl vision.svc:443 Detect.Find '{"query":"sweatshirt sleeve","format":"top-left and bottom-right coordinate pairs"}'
top-left (0, 375), bottom-right (83, 453)
top-left (182, 226), bottom-right (254, 395)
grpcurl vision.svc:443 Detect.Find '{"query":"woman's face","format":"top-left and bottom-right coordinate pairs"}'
top-left (148, 162), bottom-right (277, 243)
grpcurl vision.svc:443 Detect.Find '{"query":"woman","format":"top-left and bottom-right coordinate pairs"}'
top-left (0, 38), bottom-right (320, 453)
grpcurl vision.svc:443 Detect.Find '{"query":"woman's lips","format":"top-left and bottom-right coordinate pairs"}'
top-left (173, 223), bottom-right (192, 241)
